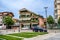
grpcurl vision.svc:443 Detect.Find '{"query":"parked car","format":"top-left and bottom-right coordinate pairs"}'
top-left (32, 26), bottom-right (47, 32)
top-left (32, 26), bottom-right (39, 32)
top-left (43, 28), bottom-right (47, 32)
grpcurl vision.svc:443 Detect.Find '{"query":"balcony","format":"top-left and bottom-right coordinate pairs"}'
top-left (20, 20), bottom-right (31, 23)
top-left (56, 1), bottom-right (60, 3)
top-left (55, 8), bottom-right (60, 10)
top-left (54, 8), bottom-right (57, 10)
top-left (31, 20), bottom-right (38, 23)
top-left (20, 18), bottom-right (31, 21)
top-left (20, 15), bottom-right (31, 18)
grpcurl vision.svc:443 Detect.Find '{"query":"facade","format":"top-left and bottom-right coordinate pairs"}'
top-left (0, 12), bottom-right (14, 29)
top-left (12, 18), bottom-right (20, 29)
top-left (54, 0), bottom-right (60, 23)
top-left (19, 8), bottom-right (45, 29)
top-left (38, 17), bottom-right (46, 28)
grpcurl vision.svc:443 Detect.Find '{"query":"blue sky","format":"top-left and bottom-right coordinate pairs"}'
top-left (0, 0), bottom-right (54, 19)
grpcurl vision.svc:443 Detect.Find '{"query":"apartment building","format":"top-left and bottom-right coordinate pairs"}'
top-left (0, 12), bottom-right (14, 29)
top-left (19, 8), bottom-right (45, 29)
top-left (54, 0), bottom-right (60, 23)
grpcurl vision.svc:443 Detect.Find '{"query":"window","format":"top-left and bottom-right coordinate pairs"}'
top-left (55, 5), bottom-right (57, 8)
top-left (21, 15), bottom-right (26, 17)
top-left (27, 15), bottom-right (30, 17)
top-left (36, 18), bottom-right (38, 20)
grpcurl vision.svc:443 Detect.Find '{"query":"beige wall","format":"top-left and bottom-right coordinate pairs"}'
top-left (57, 10), bottom-right (60, 14)
top-left (20, 12), bottom-right (31, 15)
top-left (54, 0), bottom-right (60, 19)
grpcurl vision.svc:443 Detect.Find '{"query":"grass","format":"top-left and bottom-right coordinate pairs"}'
top-left (0, 32), bottom-right (48, 40)
top-left (9, 32), bottom-right (48, 38)
top-left (0, 35), bottom-right (22, 40)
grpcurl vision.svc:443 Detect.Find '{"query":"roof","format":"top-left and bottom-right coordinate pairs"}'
top-left (12, 18), bottom-right (20, 23)
top-left (0, 12), bottom-right (14, 17)
top-left (20, 8), bottom-right (28, 11)
top-left (19, 8), bottom-right (44, 18)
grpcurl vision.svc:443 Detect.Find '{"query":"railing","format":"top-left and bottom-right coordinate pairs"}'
top-left (20, 20), bottom-right (31, 23)
top-left (20, 18), bottom-right (31, 21)
top-left (31, 20), bottom-right (38, 22)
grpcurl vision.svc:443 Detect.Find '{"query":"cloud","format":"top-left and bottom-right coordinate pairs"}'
top-left (0, 0), bottom-right (54, 18)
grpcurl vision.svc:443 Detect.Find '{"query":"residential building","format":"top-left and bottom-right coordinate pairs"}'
top-left (12, 18), bottom-right (20, 29)
top-left (19, 8), bottom-right (45, 29)
top-left (38, 17), bottom-right (46, 28)
top-left (54, 0), bottom-right (60, 23)
top-left (0, 12), bottom-right (14, 29)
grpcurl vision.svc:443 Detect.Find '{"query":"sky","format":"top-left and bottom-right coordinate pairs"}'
top-left (0, 0), bottom-right (54, 19)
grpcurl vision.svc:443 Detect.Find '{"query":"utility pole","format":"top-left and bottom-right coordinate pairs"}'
top-left (44, 7), bottom-right (48, 29)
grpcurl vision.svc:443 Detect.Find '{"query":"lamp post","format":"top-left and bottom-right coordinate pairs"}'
top-left (44, 7), bottom-right (48, 29)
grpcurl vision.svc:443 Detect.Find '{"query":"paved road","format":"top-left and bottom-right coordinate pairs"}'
top-left (0, 29), bottom-right (32, 34)
top-left (24, 33), bottom-right (56, 40)
top-left (45, 33), bottom-right (60, 40)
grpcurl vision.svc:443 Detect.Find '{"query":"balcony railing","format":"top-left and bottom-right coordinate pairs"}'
top-left (20, 15), bottom-right (31, 18)
top-left (20, 18), bottom-right (31, 21)
top-left (31, 20), bottom-right (38, 22)
top-left (20, 20), bottom-right (31, 23)
top-left (57, 1), bottom-right (60, 3)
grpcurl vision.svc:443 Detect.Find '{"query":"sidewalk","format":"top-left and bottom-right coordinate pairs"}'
top-left (24, 33), bottom-right (56, 40)
top-left (0, 29), bottom-right (32, 35)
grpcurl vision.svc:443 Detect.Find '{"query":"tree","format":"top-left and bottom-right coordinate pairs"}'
top-left (58, 17), bottom-right (60, 25)
top-left (3, 16), bottom-right (14, 29)
top-left (47, 15), bottom-right (54, 29)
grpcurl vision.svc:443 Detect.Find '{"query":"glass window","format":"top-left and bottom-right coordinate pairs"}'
top-left (34, 18), bottom-right (37, 20)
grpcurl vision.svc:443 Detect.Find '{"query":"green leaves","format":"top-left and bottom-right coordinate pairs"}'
top-left (47, 15), bottom-right (54, 24)
top-left (3, 16), bottom-right (14, 25)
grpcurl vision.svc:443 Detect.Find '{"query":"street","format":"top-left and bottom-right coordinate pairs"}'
top-left (45, 33), bottom-right (60, 40)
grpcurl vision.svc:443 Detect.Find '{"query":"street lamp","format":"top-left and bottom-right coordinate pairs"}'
top-left (44, 7), bottom-right (48, 29)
